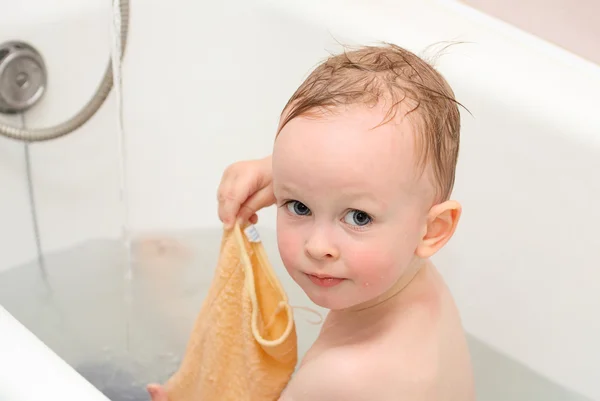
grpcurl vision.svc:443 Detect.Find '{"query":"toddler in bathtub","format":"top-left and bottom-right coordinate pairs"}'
top-left (150, 42), bottom-right (475, 400)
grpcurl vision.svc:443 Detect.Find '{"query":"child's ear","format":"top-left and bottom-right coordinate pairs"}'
top-left (416, 200), bottom-right (461, 259)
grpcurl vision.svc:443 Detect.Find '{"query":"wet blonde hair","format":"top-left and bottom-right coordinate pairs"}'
top-left (277, 43), bottom-right (465, 202)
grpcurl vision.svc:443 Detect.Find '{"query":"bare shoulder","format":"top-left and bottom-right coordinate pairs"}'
top-left (386, 264), bottom-right (475, 401)
top-left (280, 264), bottom-right (474, 401)
top-left (280, 346), bottom-right (438, 401)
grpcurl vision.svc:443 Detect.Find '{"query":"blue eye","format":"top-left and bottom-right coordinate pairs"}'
top-left (343, 210), bottom-right (372, 226)
top-left (286, 201), bottom-right (311, 216)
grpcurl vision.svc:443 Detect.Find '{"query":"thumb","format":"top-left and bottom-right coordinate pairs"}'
top-left (237, 184), bottom-right (275, 224)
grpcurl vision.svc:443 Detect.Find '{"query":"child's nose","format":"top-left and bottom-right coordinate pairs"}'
top-left (304, 229), bottom-right (339, 261)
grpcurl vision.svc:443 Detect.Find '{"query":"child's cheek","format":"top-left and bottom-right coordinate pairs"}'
top-left (345, 243), bottom-right (399, 288)
top-left (276, 222), bottom-right (302, 271)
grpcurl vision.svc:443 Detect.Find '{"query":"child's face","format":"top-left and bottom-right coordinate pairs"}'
top-left (272, 104), bottom-right (433, 310)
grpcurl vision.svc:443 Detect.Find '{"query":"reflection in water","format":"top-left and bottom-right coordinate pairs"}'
top-left (0, 228), bottom-right (591, 401)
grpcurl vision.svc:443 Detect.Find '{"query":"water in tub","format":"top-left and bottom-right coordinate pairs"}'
top-left (1, 225), bottom-right (594, 401)
top-left (0, 227), bottom-right (324, 401)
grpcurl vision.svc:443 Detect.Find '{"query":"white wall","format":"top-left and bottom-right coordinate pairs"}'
top-left (1, 0), bottom-right (599, 399)
top-left (0, 0), bottom-right (121, 269)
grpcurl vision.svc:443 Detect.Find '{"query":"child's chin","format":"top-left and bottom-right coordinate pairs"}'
top-left (303, 288), bottom-right (360, 311)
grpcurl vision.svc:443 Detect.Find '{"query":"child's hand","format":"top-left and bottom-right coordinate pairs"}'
top-left (147, 384), bottom-right (168, 401)
top-left (217, 155), bottom-right (275, 229)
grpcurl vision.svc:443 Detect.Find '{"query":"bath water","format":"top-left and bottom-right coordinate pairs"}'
top-left (0, 227), bottom-right (322, 400)
top-left (0, 226), bottom-right (591, 401)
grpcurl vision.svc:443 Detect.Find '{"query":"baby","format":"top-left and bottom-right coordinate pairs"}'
top-left (152, 43), bottom-right (475, 400)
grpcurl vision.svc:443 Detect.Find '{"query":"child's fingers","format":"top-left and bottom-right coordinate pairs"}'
top-left (217, 177), bottom-right (245, 228)
top-left (249, 213), bottom-right (259, 224)
top-left (236, 184), bottom-right (275, 226)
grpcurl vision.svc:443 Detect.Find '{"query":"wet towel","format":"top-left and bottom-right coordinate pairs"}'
top-left (159, 222), bottom-right (298, 401)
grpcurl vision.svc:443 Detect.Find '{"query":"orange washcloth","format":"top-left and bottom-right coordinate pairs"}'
top-left (159, 222), bottom-right (298, 401)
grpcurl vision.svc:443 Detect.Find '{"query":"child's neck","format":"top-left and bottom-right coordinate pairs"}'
top-left (317, 258), bottom-right (429, 343)
top-left (346, 257), bottom-right (427, 313)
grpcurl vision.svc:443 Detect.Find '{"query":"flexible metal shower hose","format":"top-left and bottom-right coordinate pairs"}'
top-left (0, 0), bottom-right (130, 142)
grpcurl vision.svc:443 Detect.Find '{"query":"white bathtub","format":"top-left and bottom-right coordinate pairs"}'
top-left (1, 0), bottom-right (599, 400)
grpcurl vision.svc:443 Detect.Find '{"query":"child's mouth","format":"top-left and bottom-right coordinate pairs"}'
top-left (306, 273), bottom-right (345, 288)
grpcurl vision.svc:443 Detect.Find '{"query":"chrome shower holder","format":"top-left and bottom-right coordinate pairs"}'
top-left (0, 41), bottom-right (47, 114)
